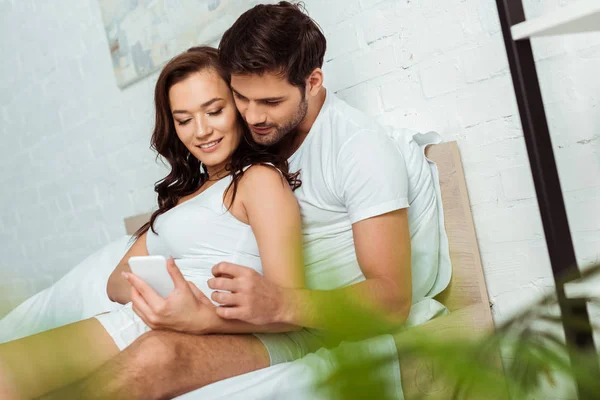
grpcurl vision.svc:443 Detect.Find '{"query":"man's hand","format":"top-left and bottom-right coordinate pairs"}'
top-left (123, 258), bottom-right (218, 334)
top-left (208, 262), bottom-right (291, 325)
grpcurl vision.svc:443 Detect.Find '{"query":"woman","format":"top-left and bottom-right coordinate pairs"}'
top-left (0, 360), bottom-right (20, 400)
top-left (0, 46), bottom-right (305, 399)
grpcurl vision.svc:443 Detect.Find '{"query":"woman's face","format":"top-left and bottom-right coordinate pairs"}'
top-left (169, 69), bottom-right (241, 171)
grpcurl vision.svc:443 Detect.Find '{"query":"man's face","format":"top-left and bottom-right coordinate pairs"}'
top-left (230, 72), bottom-right (308, 147)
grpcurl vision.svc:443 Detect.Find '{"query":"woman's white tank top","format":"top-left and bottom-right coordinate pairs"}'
top-left (145, 176), bottom-right (263, 286)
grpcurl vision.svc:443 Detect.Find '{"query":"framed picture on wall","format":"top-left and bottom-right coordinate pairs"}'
top-left (98, 0), bottom-right (275, 88)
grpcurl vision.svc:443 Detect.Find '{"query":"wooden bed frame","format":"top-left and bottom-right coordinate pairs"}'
top-left (397, 142), bottom-right (502, 399)
top-left (123, 141), bottom-right (498, 399)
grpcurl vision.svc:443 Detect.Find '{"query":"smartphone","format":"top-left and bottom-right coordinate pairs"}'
top-left (128, 255), bottom-right (175, 298)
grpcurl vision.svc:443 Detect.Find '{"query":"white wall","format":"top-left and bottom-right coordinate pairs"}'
top-left (1, 0), bottom-right (599, 334)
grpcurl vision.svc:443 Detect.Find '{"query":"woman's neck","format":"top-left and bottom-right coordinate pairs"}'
top-left (205, 163), bottom-right (230, 181)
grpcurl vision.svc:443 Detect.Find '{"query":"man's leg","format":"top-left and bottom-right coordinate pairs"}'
top-left (39, 330), bottom-right (270, 400)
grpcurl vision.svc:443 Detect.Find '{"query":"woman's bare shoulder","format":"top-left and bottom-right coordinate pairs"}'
top-left (239, 164), bottom-right (288, 191)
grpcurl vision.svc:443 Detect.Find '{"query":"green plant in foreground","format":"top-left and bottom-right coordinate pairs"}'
top-left (317, 263), bottom-right (600, 400)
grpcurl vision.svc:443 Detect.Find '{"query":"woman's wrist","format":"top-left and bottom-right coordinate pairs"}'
top-left (189, 304), bottom-right (221, 335)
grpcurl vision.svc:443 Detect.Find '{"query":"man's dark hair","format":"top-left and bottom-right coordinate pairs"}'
top-left (218, 1), bottom-right (327, 89)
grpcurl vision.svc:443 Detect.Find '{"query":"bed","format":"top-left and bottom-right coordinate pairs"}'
top-left (1, 140), bottom-right (497, 399)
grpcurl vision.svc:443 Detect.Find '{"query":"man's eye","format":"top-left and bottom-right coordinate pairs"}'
top-left (265, 101), bottom-right (281, 106)
top-left (176, 119), bottom-right (191, 126)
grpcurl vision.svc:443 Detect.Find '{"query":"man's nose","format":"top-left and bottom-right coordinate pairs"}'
top-left (245, 103), bottom-right (267, 126)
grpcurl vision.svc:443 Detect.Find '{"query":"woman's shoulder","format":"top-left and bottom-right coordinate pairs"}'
top-left (238, 163), bottom-right (287, 190)
top-left (225, 164), bottom-right (294, 225)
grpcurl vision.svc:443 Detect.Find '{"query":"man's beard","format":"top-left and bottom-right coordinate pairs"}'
top-left (250, 97), bottom-right (309, 147)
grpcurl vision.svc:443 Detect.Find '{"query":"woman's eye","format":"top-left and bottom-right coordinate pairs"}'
top-left (208, 109), bottom-right (223, 116)
top-left (177, 119), bottom-right (191, 126)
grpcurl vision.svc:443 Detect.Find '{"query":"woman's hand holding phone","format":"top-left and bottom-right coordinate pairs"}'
top-left (123, 256), bottom-right (218, 334)
top-left (127, 255), bottom-right (175, 298)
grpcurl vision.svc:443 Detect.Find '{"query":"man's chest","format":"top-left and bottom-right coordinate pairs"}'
top-left (291, 160), bottom-right (349, 232)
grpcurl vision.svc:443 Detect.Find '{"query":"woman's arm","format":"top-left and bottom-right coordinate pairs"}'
top-left (202, 165), bottom-right (305, 334)
top-left (107, 231), bottom-right (149, 304)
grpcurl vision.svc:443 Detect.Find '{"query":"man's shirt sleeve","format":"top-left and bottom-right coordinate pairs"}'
top-left (335, 129), bottom-right (410, 224)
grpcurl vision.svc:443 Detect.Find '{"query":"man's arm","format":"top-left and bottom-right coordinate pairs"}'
top-left (285, 208), bottom-right (411, 334)
top-left (210, 208), bottom-right (411, 337)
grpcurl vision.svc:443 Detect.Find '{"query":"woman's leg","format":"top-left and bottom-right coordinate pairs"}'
top-left (0, 359), bottom-right (22, 400)
top-left (0, 318), bottom-right (119, 399)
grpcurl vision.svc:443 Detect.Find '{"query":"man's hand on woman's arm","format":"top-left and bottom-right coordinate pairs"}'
top-left (209, 208), bottom-right (412, 338)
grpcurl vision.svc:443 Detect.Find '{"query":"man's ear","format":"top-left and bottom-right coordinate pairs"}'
top-left (306, 68), bottom-right (324, 97)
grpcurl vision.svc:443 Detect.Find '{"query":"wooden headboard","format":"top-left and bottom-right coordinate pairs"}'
top-left (427, 142), bottom-right (491, 314)
top-left (400, 142), bottom-right (499, 399)
top-left (125, 213), bottom-right (153, 236)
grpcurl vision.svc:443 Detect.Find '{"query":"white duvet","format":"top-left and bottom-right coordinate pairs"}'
top-left (0, 236), bottom-right (129, 344)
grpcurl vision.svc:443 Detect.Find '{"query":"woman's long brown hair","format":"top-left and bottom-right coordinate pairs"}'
top-left (132, 46), bottom-right (300, 240)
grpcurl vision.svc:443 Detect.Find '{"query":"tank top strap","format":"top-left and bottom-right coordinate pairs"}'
top-left (242, 162), bottom-right (284, 178)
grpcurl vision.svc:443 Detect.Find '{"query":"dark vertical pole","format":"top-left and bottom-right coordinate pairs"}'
top-left (494, 0), bottom-right (599, 397)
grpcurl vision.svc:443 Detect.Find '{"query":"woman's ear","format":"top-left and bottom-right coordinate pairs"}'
top-left (306, 68), bottom-right (324, 97)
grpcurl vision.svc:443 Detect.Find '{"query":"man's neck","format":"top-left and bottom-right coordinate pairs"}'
top-left (279, 87), bottom-right (327, 159)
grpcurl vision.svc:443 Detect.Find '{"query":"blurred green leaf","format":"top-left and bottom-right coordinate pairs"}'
top-left (316, 263), bottom-right (600, 399)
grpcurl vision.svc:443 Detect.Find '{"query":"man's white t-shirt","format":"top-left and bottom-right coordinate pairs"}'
top-left (288, 90), bottom-right (442, 303)
top-left (256, 89), bottom-right (450, 368)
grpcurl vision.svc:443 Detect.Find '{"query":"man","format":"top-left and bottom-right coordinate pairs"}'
top-left (42, 2), bottom-right (446, 398)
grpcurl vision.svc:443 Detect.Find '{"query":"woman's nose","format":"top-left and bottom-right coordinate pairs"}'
top-left (195, 117), bottom-right (212, 138)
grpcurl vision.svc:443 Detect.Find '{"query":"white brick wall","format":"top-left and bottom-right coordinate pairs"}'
top-left (0, 0), bottom-right (165, 314)
top-left (1, 0), bottom-right (599, 366)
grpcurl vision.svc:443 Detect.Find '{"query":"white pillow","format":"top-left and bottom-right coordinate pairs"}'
top-left (0, 235), bottom-right (133, 343)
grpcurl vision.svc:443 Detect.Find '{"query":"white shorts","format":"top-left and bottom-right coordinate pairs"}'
top-left (95, 273), bottom-right (218, 351)
top-left (94, 303), bottom-right (151, 351)
top-left (95, 303), bottom-right (328, 365)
